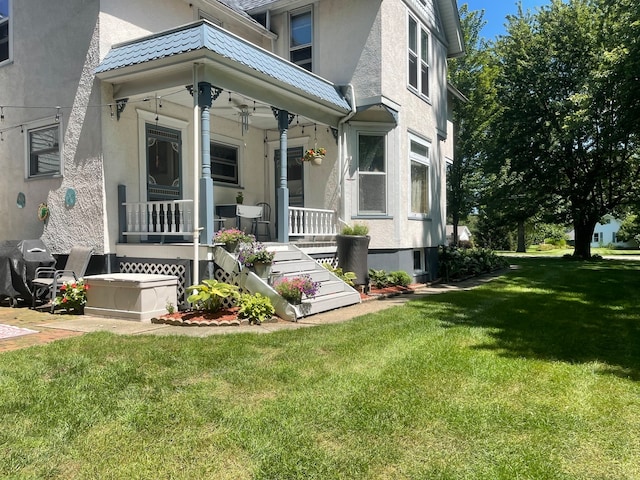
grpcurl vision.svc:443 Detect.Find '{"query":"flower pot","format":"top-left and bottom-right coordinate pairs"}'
top-left (224, 240), bottom-right (239, 253)
top-left (252, 261), bottom-right (272, 280)
top-left (310, 155), bottom-right (323, 166)
top-left (336, 234), bottom-right (370, 287)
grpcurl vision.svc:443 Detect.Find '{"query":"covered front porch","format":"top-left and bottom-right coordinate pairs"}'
top-left (97, 20), bottom-right (354, 269)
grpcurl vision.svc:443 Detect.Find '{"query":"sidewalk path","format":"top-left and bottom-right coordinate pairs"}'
top-left (0, 271), bottom-right (505, 353)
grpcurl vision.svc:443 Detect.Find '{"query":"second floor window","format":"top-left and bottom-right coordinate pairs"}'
top-left (0, 0), bottom-right (9, 64)
top-left (290, 9), bottom-right (312, 71)
top-left (408, 14), bottom-right (430, 98)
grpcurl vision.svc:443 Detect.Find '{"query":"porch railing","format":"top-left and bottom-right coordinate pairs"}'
top-left (122, 200), bottom-right (194, 236)
top-left (288, 206), bottom-right (337, 237)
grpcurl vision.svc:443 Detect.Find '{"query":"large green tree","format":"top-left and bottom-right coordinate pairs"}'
top-left (447, 5), bottom-right (498, 245)
top-left (492, 0), bottom-right (640, 258)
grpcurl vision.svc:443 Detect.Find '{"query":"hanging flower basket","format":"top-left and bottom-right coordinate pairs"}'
top-left (302, 147), bottom-right (326, 165)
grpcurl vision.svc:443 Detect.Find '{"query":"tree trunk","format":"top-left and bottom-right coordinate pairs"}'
top-left (516, 220), bottom-right (526, 252)
top-left (573, 219), bottom-right (597, 259)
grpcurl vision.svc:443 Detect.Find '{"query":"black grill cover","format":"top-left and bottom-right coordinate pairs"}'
top-left (0, 239), bottom-right (55, 304)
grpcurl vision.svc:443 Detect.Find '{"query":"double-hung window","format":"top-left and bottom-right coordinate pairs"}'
top-left (0, 0), bottom-right (10, 64)
top-left (409, 134), bottom-right (430, 216)
top-left (357, 133), bottom-right (386, 215)
top-left (27, 122), bottom-right (62, 178)
top-left (408, 14), bottom-right (430, 98)
top-left (290, 9), bottom-right (312, 71)
top-left (211, 141), bottom-right (239, 185)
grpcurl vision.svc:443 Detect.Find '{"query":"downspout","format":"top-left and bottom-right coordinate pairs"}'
top-left (337, 83), bottom-right (357, 228)
top-left (192, 63), bottom-right (200, 285)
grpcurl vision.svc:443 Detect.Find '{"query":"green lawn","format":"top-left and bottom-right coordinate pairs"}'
top-left (1, 257), bottom-right (639, 479)
top-left (518, 246), bottom-right (640, 256)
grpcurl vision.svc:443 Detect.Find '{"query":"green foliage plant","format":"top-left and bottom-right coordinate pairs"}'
top-left (369, 269), bottom-right (391, 288)
top-left (341, 223), bottom-right (369, 236)
top-left (322, 263), bottom-right (356, 286)
top-left (439, 247), bottom-right (509, 281)
top-left (388, 270), bottom-right (411, 287)
top-left (53, 278), bottom-right (88, 313)
top-left (165, 302), bottom-right (175, 314)
top-left (237, 293), bottom-right (275, 325)
top-left (186, 279), bottom-right (239, 312)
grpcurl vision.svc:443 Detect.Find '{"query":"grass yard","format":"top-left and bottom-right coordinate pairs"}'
top-left (1, 257), bottom-right (639, 479)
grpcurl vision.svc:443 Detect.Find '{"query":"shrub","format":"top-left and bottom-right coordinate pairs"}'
top-left (322, 263), bottom-right (357, 286)
top-left (536, 243), bottom-right (557, 251)
top-left (369, 268), bottom-right (391, 288)
top-left (186, 279), bottom-right (239, 312)
top-left (388, 270), bottom-right (411, 287)
top-left (238, 293), bottom-right (275, 325)
top-left (438, 247), bottom-right (509, 281)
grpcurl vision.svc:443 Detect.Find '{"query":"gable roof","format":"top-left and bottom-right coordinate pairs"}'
top-left (96, 20), bottom-right (350, 114)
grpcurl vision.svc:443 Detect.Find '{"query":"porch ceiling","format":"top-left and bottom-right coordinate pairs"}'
top-left (95, 20), bottom-right (352, 128)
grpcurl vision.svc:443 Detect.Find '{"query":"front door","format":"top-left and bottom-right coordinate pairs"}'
top-left (146, 124), bottom-right (181, 201)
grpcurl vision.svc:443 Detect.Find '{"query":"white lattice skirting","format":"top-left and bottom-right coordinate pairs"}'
top-left (119, 261), bottom-right (188, 306)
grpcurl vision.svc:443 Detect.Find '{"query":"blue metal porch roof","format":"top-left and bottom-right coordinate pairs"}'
top-left (96, 20), bottom-right (350, 112)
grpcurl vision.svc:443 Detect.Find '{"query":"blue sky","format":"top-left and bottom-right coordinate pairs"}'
top-left (461, 0), bottom-right (552, 39)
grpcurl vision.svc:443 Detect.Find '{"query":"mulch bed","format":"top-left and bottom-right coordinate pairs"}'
top-left (359, 284), bottom-right (417, 301)
top-left (151, 285), bottom-right (420, 327)
top-left (151, 307), bottom-right (281, 327)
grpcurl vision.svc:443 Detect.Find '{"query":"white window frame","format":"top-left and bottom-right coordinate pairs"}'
top-left (211, 134), bottom-right (243, 187)
top-left (289, 7), bottom-right (313, 71)
top-left (25, 119), bottom-right (63, 179)
top-left (357, 131), bottom-right (388, 216)
top-left (408, 133), bottom-right (431, 218)
top-left (407, 13), bottom-right (430, 100)
top-left (0, 0), bottom-right (11, 65)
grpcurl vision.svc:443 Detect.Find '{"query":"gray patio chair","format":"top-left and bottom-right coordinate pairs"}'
top-left (31, 245), bottom-right (93, 311)
top-left (253, 202), bottom-right (272, 241)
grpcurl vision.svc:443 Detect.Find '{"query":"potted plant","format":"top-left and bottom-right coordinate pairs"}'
top-left (237, 242), bottom-right (275, 279)
top-left (213, 228), bottom-right (254, 252)
top-left (302, 147), bottom-right (326, 166)
top-left (336, 222), bottom-right (370, 288)
top-left (273, 274), bottom-right (320, 305)
top-left (236, 191), bottom-right (244, 204)
top-left (53, 278), bottom-right (89, 314)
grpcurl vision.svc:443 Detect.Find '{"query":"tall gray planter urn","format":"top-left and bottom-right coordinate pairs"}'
top-left (336, 234), bottom-right (370, 287)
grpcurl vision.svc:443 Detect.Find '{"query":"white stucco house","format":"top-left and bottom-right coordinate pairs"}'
top-left (587, 215), bottom-right (637, 249)
top-left (0, 0), bottom-right (463, 313)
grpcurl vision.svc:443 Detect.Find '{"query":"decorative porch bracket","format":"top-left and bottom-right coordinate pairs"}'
top-left (115, 98), bottom-right (128, 121)
top-left (273, 108), bottom-right (294, 243)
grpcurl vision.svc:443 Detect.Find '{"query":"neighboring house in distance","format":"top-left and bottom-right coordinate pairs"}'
top-left (446, 224), bottom-right (471, 246)
top-left (567, 215), bottom-right (638, 249)
top-left (589, 215), bottom-right (637, 249)
top-left (0, 1), bottom-right (464, 295)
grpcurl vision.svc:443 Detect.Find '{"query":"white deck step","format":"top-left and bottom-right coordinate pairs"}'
top-left (223, 244), bottom-right (361, 321)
